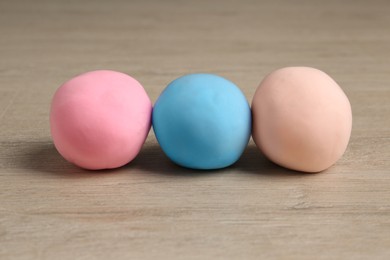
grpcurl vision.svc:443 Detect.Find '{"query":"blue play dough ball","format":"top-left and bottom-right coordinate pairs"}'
top-left (152, 73), bottom-right (251, 170)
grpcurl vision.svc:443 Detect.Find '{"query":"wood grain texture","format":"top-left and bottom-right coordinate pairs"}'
top-left (0, 0), bottom-right (389, 259)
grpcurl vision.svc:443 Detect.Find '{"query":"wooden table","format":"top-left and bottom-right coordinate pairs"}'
top-left (1, 0), bottom-right (389, 259)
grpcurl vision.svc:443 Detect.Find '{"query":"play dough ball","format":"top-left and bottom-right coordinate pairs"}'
top-left (50, 70), bottom-right (152, 170)
top-left (252, 67), bottom-right (352, 172)
top-left (153, 74), bottom-right (251, 170)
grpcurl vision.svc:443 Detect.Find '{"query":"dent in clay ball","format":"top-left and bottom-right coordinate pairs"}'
top-left (153, 73), bottom-right (252, 170)
top-left (251, 67), bottom-right (352, 172)
top-left (50, 70), bottom-right (152, 170)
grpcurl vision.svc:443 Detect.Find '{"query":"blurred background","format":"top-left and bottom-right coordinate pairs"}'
top-left (1, 0), bottom-right (389, 259)
top-left (1, 0), bottom-right (389, 143)
top-left (0, 0), bottom-right (390, 125)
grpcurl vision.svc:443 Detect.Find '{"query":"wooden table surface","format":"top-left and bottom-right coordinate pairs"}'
top-left (1, 0), bottom-right (389, 259)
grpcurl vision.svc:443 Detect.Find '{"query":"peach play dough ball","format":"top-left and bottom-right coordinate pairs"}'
top-left (50, 70), bottom-right (152, 170)
top-left (251, 67), bottom-right (352, 172)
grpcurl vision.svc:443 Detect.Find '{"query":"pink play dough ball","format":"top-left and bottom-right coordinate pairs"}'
top-left (252, 67), bottom-right (352, 172)
top-left (50, 70), bottom-right (152, 170)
